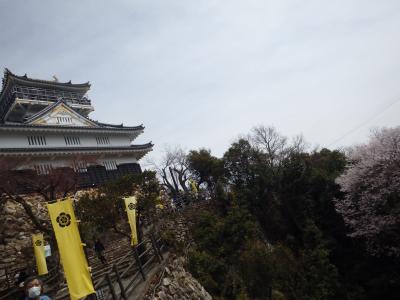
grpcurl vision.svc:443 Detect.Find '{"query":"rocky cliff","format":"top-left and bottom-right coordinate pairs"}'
top-left (144, 256), bottom-right (212, 300)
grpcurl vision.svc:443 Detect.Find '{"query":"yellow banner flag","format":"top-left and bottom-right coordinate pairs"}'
top-left (32, 233), bottom-right (48, 275)
top-left (47, 199), bottom-right (94, 300)
top-left (124, 196), bottom-right (138, 246)
top-left (190, 179), bottom-right (198, 194)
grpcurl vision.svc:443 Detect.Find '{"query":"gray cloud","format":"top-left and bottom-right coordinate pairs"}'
top-left (1, 0), bottom-right (399, 162)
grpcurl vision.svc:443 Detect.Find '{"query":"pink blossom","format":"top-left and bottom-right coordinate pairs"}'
top-left (335, 127), bottom-right (400, 257)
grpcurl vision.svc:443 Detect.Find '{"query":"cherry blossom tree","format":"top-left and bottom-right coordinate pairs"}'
top-left (335, 127), bottom-right (400, 257)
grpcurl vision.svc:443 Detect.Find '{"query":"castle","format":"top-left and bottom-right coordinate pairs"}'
top-left (0, 69), bottom-right (152, 186)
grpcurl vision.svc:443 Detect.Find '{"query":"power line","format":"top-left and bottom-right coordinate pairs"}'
top-left (327, 97), bottom-right (400, 147)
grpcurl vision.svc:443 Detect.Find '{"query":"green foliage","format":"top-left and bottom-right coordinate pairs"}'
top-left (238, 241), bottom-right (274, 299)
top-left (185, 138), bottom-right (400, 299)
top-left (186, 204), bottom-right (255, 297)
top-left (265, 231), bottom-right (338, 300)
top-left (160, 229), bottom-right (185, 253)
top-left (300, 223), bottom-right (339, 300)
top-left (187, 148), bottom-right (224, 189)
top-left (179, 126), bottom-right (400, 299)
top-left (76, 191), bottom-right (124, 234)
top-left (190, 204), bottom-right (256, 260)
top-left (76, 171), bottom-right (161, 238)
top-left (271, 244), bottom-right (303, 299)
top-left (133, 170), bottom-right (161, 222)
top-left (223, 139), bottom-right (264, 188)
top-left (188, 249), bottom-right (226, 295)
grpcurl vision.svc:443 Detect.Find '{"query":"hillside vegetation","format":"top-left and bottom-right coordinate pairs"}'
top-left (160, 126), bottom-right (400, 300)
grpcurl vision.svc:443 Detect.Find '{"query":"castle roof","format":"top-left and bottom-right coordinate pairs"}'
top-left (1, 68), bottom-right (91, 92)
top-left (0, 143), bottom-right (153, 159)
top-left (0, 69), bottom-right (92, 122)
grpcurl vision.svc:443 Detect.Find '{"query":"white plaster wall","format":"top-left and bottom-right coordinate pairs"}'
top-left (0, 132), bottom-right (27, 148)
top-left (0, 131), bottom-right (132, 148)
top-left (16, 154), bottom-right (139, 170)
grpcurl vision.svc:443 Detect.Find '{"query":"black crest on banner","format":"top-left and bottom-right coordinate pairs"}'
top-left (56, 212), bottom-right (72, 227)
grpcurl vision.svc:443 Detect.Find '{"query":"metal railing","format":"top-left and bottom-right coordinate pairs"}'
top-left (0, 233), bottom-right (165, 300)
top-left (91, 234), bottom-right (164, 300)
top-left (72, 233), bottom-right (164, 300)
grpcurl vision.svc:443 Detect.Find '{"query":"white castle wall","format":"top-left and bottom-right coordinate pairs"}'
top-left (0, 131), bottom-right (132, 148)
top-left (15, 154), bottom-right (139, 171)
top-left (0, 131), bottom-right (141, 172)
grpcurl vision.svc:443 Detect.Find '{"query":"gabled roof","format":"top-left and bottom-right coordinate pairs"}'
top-left (0, 99), bottom-right (145, 134)
top-left (1, 68), bottom-right (90, 93)
top-left (24, 99), bottom-right (98, 127)
top-left (21, 99), bottom-right (144, 131)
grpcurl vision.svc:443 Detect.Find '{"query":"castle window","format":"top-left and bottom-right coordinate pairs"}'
top-left (74, 161), bottom-right (87, 173)
top-left (103, 160), bottom-right (117, 170)
top-left (96, 136), bottom-right (110, 145)
top-left (64, 136), bottom-right (81, 145)
top-left (34, 164), bottom-right (52, 175)
top-left (27, 135), bottom-right (47, 146)
top-left (57, 116), bottom-right (73, 124)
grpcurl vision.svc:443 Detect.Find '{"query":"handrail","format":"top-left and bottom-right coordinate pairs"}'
top-left (92, 238), bottom-right (149, 291)
top-left (81, 233), bottom-right (165, 300)
top-left (26, 231), bottom-right (166, 300)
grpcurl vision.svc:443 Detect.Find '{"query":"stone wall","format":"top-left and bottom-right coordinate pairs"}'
top-left (144, 256), bottom-right (212, 300)
top-left (0, 196), bottom-right (49, 289)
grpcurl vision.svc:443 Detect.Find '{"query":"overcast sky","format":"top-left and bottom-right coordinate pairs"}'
top-left (0, 0), bottom-right (399, 163)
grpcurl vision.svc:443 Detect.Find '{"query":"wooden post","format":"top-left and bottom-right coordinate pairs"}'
top-left (150, 234), bottom-right (162, 263)
top-left (114, 264), bottom-right (127, 300)
top-left (106, 273), bottom-right (117, 300)
top-left (133, 247), bottom-right (146, 281)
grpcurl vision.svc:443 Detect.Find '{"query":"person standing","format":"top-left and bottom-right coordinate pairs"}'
top-left (94, 239), bottom-right (107, 264)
